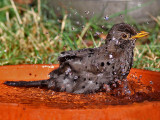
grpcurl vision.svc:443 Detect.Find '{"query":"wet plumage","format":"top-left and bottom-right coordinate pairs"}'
top-left (4, 23), bottom-right (138, 94)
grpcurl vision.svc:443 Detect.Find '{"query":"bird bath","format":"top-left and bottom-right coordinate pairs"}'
top-left (0, 64), bottom-right (159, 120)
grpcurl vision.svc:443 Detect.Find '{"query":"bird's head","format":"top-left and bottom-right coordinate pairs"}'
top-left (106, 23), bottom-right (148, 49)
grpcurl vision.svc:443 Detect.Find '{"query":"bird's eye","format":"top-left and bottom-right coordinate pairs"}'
top-left (121, 33), bottom-right (128, 39)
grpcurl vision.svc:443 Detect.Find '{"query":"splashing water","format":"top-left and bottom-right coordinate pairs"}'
top-left (104, 15), bottom-right (109, 21)
top-left (138, 2), bottom-right (142, 7)
top-left (85, 11), bottom-right (90, 14)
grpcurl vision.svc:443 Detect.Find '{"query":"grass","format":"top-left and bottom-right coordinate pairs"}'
top-left (0, 0), bottom-right (160, 71)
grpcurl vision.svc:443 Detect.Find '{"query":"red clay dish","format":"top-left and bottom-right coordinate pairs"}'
top-left (0, 64), bottom-right (159, 120)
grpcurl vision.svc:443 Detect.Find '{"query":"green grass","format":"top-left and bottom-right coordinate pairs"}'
top-left (0, 0), bottom-right (160, 71)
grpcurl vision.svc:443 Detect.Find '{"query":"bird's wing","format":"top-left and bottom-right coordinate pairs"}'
top-left (51, 45), bottom-right (115, 77)
top-left (49, 47), bottom-right (97, 79)
top-left (58, 48), bottom-right (95, 63)
top-left (58, 45), bottom-right (114, 74)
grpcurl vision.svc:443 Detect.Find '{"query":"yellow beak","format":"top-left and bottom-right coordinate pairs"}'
top-left (131, 31), bottom-right (149, 39)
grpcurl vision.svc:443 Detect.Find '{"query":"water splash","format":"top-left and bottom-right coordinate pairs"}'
top-left (138, 2), bottom-right (142, 7)
top-left (104, 15), bottom-right (109, 21)
top-left (109, 54), bottom-right (113, 59)
top-left (85, 11), bottom-right (90, 14)
top-left (150, 81), bottom-right (153, 84)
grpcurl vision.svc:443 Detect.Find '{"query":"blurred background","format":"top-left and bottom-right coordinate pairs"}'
top-left (0, 0), bottom-right (160, 71)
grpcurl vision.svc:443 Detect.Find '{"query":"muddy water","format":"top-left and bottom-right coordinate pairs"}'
top-left (0, 75), bottom-right (159, 109)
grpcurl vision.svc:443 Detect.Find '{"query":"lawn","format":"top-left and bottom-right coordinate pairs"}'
top-left (0, 0), bottom-right (160, 71)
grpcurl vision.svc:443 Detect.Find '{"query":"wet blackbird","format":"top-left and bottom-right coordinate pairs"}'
top-left (4, 23), bottom-right (148, 94)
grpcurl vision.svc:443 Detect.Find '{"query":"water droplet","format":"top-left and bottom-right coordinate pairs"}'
top-left (124, 89), bottom-right (131, 95)
top-left (120, 64), bottom-right (124, 68)
top-left (42, 65), bottom-right (54, 68)
top-left (122, 73), bottom-right (126, 76)
top-left (138, 2), bottom-right (142, 7)
top-left (104, 15), bottom-right (109, 20)
top-left (109, 54), bottom-right (113, 58)
top-left (76, 21), bottom-right (80, 25)
top-left (85, 11), bottom-right (90, 14)
top-left (118, 80), bottom-right (121, 85)
top-left (94, 32), bottom-right (100, 36)
top-left (113, 72), bottom-right (117, 75)
top-left (112, 83), bottom-right (117, 87)
top-left (65, 68), bottom-right (71, 75)
top-left (101, 25), bottom-right (105, 28)
top-left (74, 76), bottom-right (78, 79)
top-left (82, 25), bottom-right (85, 28)
top-left (88, 81), bottom-right (93, 84)
top-left (139, 75), bottom-right (142, 78)
top-left (150, 81), bottom-right (153, 84)
top-left (103, 84), bottom-right (110, 92)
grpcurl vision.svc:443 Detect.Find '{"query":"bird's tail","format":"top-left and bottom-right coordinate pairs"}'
top-left (4, 80), bottom-right (49, 88)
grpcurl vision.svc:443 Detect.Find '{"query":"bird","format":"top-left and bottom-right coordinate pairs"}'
top-left (4, 23), bottom-right (148, 94)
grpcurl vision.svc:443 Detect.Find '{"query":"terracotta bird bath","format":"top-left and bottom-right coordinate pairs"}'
top-left (0, 64), bottom-right (159, 120)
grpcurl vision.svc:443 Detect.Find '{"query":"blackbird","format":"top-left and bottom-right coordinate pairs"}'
top-left (4, 23), bottom-right (148, 94)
